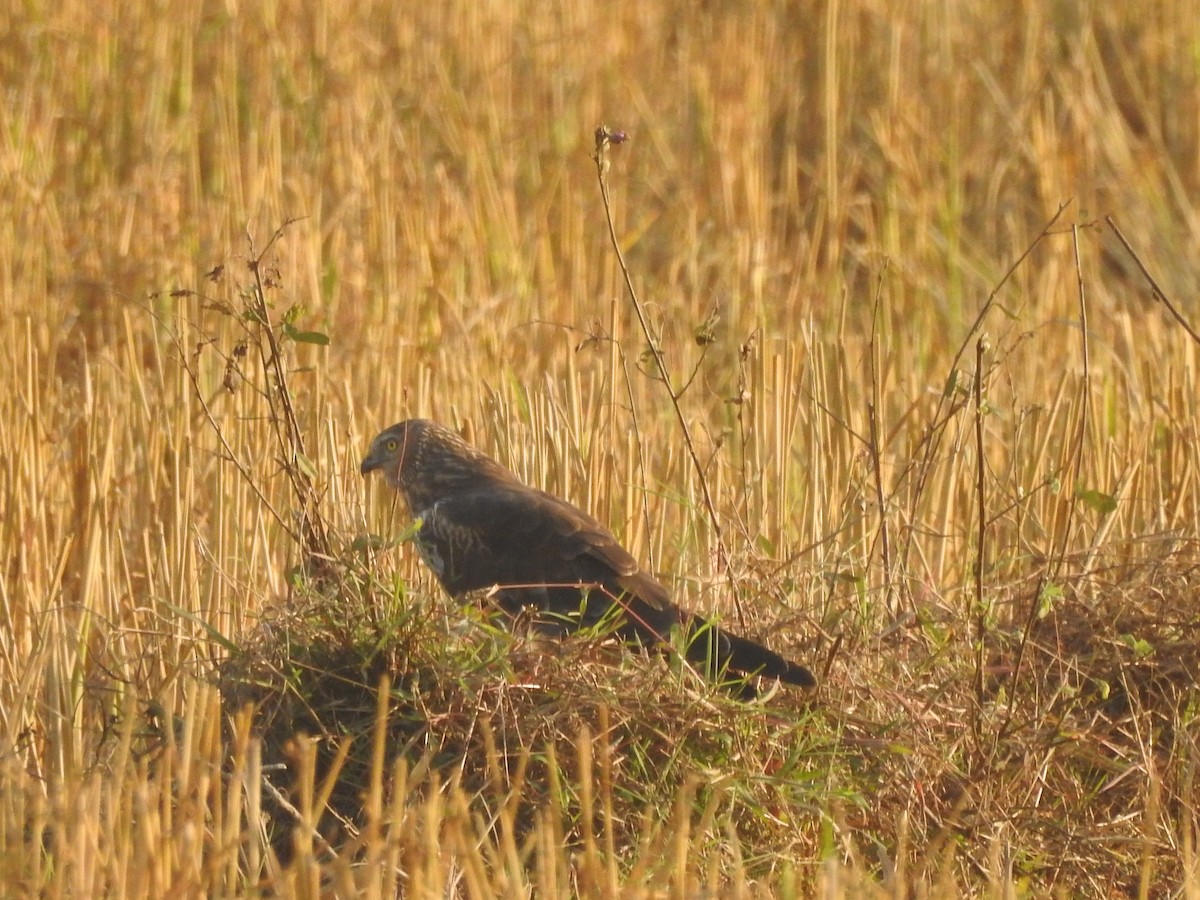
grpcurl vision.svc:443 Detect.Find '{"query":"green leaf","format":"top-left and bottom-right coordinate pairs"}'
top-left (1075, 486), bottom-right (1117, 515)
top-left (283, 322), bottom-right (330, 345)
top-left (1119, 633), bottom-right (1154, 659)
top-left (294, 452), bottom-right (318, 479)
top-left (398, 517), bottom-right (424, 543)
top-left (943, 369), bottom-right (960, 399)
top-left (1037, 582), bottom-right (1063, 619)
top-left (994, 301), bottom-right (1019, 321)
top-left (159, 600), bottom-right (239, 653)
top-left (352, 533), bottom-right (394, 553)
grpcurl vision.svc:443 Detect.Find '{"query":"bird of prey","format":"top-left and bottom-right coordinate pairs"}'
top-left (361, 419), bottom-right (816, 694)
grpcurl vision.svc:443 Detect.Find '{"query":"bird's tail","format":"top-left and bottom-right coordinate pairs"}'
top-left (685, 622), bottom-right (817, 689)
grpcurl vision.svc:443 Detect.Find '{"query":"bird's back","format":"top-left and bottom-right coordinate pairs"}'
top-left (415, 478), bottom-right (673, 623)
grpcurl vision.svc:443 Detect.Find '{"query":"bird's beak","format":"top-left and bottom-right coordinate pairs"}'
top-left (360, 451), bottom-right (385, 477)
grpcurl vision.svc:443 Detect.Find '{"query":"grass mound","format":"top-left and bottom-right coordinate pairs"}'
top-left (217, 551), bottom-right (827, 881)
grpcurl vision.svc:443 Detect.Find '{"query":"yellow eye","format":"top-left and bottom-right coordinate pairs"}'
top-left (385, 439), bottom-right (398, 451)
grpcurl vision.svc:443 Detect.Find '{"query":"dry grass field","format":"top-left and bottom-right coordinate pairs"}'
top-left (2, 0), bottom-right (1199, 896)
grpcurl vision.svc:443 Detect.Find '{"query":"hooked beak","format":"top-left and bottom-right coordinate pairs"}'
top-left (360, 451), bottom-right (386, 477)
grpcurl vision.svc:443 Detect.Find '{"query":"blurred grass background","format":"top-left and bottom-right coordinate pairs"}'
top-left (1, 0), bottom-right (1198, 895)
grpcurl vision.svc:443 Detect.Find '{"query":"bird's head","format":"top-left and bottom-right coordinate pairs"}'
top-left (361, 419), bottom-right (518, 509)
top-left (360, 420), bottom-right (425, 489)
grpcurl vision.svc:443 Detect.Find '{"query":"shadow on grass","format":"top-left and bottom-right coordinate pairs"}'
top-left (215, 551), bottom-right (827, 869)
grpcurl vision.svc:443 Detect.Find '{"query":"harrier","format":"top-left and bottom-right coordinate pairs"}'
top-left (361, 419), bottom-right (815, 694)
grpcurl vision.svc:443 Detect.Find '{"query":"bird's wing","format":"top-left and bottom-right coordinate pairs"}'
top-left (414, 484), bottom-right (672, 610)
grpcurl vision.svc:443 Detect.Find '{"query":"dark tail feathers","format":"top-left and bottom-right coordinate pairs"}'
top-left (684, 620), bottom-right (817, 689)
